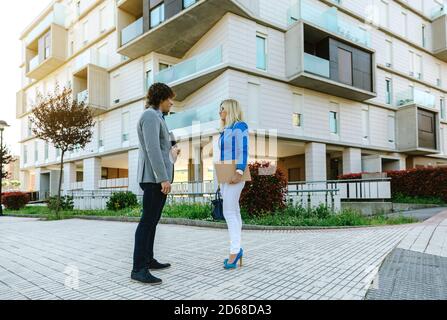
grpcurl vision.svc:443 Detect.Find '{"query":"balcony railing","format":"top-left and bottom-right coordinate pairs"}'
top-left (69, 181), bottom-right (84, 190)
top-left (99, 178), bottom-right (129, 189)
top-left (287, 0), bottom-right (371, 47)
top-left (154, 46), bottom-right (223, 84)
top-left (396, 88), bottom-right (436, 109)
top-left (77, 90), bottom-right (89, 104)
top-left (303, 53), bottom-right (330, 78)
top-left (24, 3), bottom-right (67, 45)
top-left (121, 17), bottom-right (143, 46)
top-left (431, 4), bottom-right (446, 19)
top-left (28, 56), bottom-right (40, 72)
top-left (74, 49), bottom-right (109, 71)
top-left (165, 102), bottom-right (220, 131)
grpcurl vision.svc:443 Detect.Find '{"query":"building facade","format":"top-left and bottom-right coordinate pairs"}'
top-left (17, 0), bottom-right (447, 197)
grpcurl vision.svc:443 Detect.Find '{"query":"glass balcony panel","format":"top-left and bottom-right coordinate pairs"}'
top-left (121, 17), bottom-right (143, 46)
top-left (303, 53), bottom-right (330, 78)
top-left (287, 0), bottom-right (370, 47)
top-left (431, 4), bottom-right (446, 19)
top-left (24, 3), bottom-right (67, 45)
top-left (29, 56), bottom-right (40, 71)
top-left (166, 103), bottom-right (220, 131)
top-left (154, 46), bottom-right (223, 84)
top-left (77, 90), bottom-right (89, 104)
top-left (395, 88), bottom-right (436, 109)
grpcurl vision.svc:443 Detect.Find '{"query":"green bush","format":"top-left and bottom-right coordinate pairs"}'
top-left (47, 196), bottom-right (74, 211)
top-left (392, 193), bottom-right (445, 205)
top-left (106, 192), bottom-right (138, 211)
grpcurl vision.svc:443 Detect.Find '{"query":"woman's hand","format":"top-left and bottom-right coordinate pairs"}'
top-left (230, 172), bottom-right (243, 184)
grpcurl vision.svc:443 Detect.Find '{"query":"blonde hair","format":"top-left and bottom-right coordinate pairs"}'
top-left (219, 99), bottom-right (244, 131)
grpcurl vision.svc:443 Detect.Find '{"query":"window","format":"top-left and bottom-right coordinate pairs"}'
top-left (362, 108), bottom-right (369, 139)
top-left (402, 12), bottom-right (408, 38)
top-left (293, 113), bottom-right (302, 127)
top-left (23, 146), bottom-right (28, 164)
top-left (97, 44), bottom-right (109, 68)
top-left (183, 0), bottom-right (196, 9)
top-left (380, 0), bottom-right (389, 28)
top-left (337, 48), bottom-right (353, 85)
top-left (98, 119), bottom-right (104, 148)
top-left (292, 93), bottom-right (303, 128)
top-left (27, 118), bottom-right (32, 136)
top-left (56, 147), bottom-right (60, 158)
top-left (70, 40), bottom-right (74, 56)
top-left (43, 32), bottom-right (51, 59)
top-left (159, 63), bottom-right (171, 71)
top-left (76, 1), bottom-right (81, 16)
top-left (34, 141), bottom-right (38, 162)
top-left (441, 98), bottom-right (446, 120)
top-left (150, 3), bottom-right (165, 28)
top-left (44, 142), bottom-right (49, 161)
top-left (329, 111), bottom-right (338, 134)
top-left (256, 35), bottom-right (267, 70)
top-left (437, 64), bottom-right (442, 87)
top-left (122, 112), bottom-right (130, 142)
top-left (99, 5), bottom-right (112, 32)
top-left (388, 115), bottom-right (395, 143)
top-left (385, 78), bottom-right (392, 105)
top-left (422, 25), bottom-right (426, 48)
top-left (82, 21), bottom-right (89, 44)
top-left (385, 40), bottom-right (393, 67)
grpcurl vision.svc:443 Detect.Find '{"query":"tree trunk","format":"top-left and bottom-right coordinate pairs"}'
top-left (56, 151), bottom-right (65, 218)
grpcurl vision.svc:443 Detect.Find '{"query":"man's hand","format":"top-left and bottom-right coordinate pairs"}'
top-left (230, 172), bottom-right (243, 184)
top-left (161, 181), bottom-right (172, 195)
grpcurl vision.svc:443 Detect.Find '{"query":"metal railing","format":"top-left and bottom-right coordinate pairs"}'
top-left (288, 178), bottom-right (391, 201)
top-left (98, 178), bottom-right (129, 189)
top-left (286, 188), bottom-right (340, 212)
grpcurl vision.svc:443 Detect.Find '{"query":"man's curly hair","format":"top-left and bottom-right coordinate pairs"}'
top-left (146, 83), bottom-right (175, 109)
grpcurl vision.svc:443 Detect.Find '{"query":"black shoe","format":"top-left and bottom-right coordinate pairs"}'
top-left (131, 269), bottom-right (162, 285)
top-left (148, 259), bottom-right (171, 270)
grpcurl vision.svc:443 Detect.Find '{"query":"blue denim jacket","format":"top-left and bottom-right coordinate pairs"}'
top-left (219, 121), bottom-right (249, 171)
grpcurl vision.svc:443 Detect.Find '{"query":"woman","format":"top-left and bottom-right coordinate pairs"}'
top-left (218, 99), bottom-right (249, 270)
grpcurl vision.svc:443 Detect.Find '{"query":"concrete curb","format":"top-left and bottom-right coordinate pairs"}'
top-left (3, 213), bottom-right (419, 231)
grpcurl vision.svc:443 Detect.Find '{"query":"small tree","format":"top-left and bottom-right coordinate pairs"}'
top-left (30, 85), bottom-right (95, 216)
top-left (0, 144), bottom-right (13, 181)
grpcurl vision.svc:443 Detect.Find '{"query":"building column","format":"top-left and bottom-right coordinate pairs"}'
top-left (63, 163), bottom-right (77, 194)
top-left (305, 142), bottom-right (327, 181)
top-left (83, 157), bottom-right (101, 191)
top-left (128, 149), bottom-right (142, 196)
top-left (342, 148), bottom-right (362, 174)
top-left (49, 170), bottom-right (61, 197)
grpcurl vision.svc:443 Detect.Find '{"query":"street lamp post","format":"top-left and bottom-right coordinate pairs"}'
top-left (0, 120), bottom-right (10, 216)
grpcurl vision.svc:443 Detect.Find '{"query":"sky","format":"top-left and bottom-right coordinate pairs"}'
top-left (0, 0), bottom-right (51, 155)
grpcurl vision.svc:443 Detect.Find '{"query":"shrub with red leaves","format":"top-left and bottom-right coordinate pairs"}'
top-left (240, 162), bottom-right (288, 216)
top-left (1, 192), bottom-right (30, 210)
top-left (339, 167), bottom-right (447, 201)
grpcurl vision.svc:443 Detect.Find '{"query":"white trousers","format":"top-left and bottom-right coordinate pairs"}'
top-left (221, 181), bottom-right (246, 254)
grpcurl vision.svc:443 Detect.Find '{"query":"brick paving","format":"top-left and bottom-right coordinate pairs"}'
top-left (366, 210), bottom-right (447, 300)
top-left (0, 217), bottom-right (414, 300)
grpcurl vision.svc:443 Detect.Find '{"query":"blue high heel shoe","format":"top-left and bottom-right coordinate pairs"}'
top-left (223, 249), bottom-right (244, 269)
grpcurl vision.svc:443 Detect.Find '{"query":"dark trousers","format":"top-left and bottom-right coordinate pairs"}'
top-left (132, 183), bottom-right (167, 272)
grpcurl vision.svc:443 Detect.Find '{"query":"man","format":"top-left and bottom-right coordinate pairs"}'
top-left (132, 83), bottom-right (180, 285)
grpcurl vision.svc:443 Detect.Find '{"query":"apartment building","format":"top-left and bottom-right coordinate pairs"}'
top-left (16, 0), bottom-right (447, 198)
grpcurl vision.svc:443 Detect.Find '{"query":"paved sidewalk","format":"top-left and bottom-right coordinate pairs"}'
top-left (0, 217), bottom-right (413, 300)
top-left (366, 211), bottom-right (447, 300)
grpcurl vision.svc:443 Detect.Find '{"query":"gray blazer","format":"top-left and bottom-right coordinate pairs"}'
top-left (137, 108), bottom-right (173, 184)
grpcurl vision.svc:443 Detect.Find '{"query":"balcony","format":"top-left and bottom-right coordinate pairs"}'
top-left (431, 3), bottom-right (446, 20)
top-left (287, 0), bottom-right (371, 48)
top-left (99, 178), bottom-right (129, 189)
top-left (395, 89), bottom-right (439, 155)
top-left (26, 23), bottom-right (68, 80)
top-left (154, 46), bottom-right (224, 101)
top-left (73, 48), bottom-right (110, 73)
top-left (432, 8), bottom-right (447, 61)
top-left (117, 0), bottom-right (253, 59)
top-left (72, 64), bottom-right (110, 115)
top-left (165, 102), bottom-right (220, 137)
top-left (286, 21), bottom-right (376, 102)
top-left (395, 88), bottom-right (436, 109)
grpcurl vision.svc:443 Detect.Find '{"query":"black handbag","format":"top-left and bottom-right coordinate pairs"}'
top-left (211, 187), bottom-right (224, 221)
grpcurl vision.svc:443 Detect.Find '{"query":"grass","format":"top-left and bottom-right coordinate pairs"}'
top-left (392, 193), bottom-right (445, 205)
top-left (5, 203), bottom-right (417, 227)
